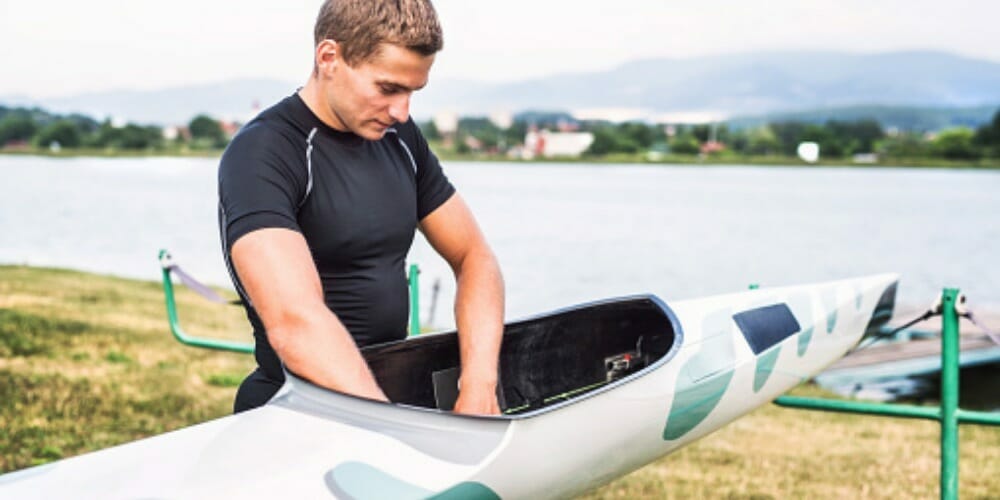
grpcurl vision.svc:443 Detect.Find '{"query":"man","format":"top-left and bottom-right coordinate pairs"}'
top-left (218, 0), bottom-right (504, 415)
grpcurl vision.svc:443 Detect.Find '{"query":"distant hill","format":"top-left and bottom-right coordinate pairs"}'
top-left (4, 50), bottom-right (1000, 128)
top-left (413, 50), bottom-right (1000, 121)
top-left (728, 105), bottom-right (1000, 131)
top-left (1, 78), bottom-right (297, 126)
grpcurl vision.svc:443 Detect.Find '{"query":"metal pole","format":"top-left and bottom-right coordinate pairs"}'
top-left (408, 264), bottom-right (420, 336)
top-left (940, 288), bottom-right (960, 500)
top-left (158, 250), bottom-right (253, 354)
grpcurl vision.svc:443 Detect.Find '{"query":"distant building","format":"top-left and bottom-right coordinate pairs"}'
top-left (162, 126), bottom-right (182, 141)
top-left (523, 127), bottom-right (594, 158)
top-left (219, 120), bottom-right (242, 138)
top-left (434, 111), bottom-right (459, 148)
top-left (463, 134), bottom-right (484, 151)
top-left (434, 111), bottom-right (459, 135)
top-left (488, 111), bottom-right (513, 130)
top-left (2, 139), bottom-right (30, 150)
top-left (852, 153), bottom-right (879, 164)
top-left (797, 142), bottom-right (820, 163)
top-left (700, 141), bottom-right (725, 155)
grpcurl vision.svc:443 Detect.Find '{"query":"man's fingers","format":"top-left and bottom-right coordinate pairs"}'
top-left (453, 390), bottom-right (501, 416)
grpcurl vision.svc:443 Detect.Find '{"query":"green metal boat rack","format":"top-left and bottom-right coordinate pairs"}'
top-left (159, 249), bottom-right (254, 353)
top-left (774, 288), bottom-right (1000, 500)
top-left (158, 249), bottom-right (425, 354)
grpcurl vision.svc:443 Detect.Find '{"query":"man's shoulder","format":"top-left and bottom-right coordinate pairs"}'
top-left (219, 98), bottom-right (313, 181)
top-left (231, 95), bottom-right (312, 150)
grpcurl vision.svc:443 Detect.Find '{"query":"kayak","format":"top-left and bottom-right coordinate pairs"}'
top-left (0, 273), bottom-right (898, 499)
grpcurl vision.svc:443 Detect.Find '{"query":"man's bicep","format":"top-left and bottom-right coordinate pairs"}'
top-left (419, 193), bottom-right (487, 268)
top-left (230, 228), bottom-right (324, 326)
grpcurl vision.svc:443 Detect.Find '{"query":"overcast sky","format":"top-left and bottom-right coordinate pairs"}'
top-left (1, 0), bottom-right (998, 98)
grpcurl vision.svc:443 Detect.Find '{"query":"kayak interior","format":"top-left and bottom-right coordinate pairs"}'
top-left (362, 295), bottom-right (680, 416)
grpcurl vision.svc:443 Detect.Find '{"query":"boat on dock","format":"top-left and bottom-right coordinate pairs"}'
top-left (815, 332), bottom-right (1000, 402)
top-left (0, 274), bottom-right (898, 499)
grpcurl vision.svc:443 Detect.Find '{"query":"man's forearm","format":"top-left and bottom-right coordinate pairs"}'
top-left (268, 308), bottom-right (387, 402)
top-left (416, 193), bottom-right (504, 414)
top-left (230, 228), bottom-right (387, 403)
top-left (454, 247), bottom-right (505, 389)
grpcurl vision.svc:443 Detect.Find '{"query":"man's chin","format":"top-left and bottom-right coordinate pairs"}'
top-left (357, 124), bottom-right (390, 141)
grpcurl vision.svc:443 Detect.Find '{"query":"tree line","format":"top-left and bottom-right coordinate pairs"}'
top-left (421, 109), bottom-right (1000, 161)
top-left (4, 103), bottom-right (1000, 162)
top-left (0, 106), bottom-right (230, 151)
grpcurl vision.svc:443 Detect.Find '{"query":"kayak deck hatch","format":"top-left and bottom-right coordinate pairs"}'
top-left (362, 296), bottom-right (679, 415)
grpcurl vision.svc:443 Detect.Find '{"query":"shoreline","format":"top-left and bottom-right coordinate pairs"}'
top-left (3, 148), bottom-right (1000, 170)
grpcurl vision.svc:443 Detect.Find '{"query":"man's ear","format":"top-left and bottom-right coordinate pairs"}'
top-left (315, 39), bottom-right (340, 77)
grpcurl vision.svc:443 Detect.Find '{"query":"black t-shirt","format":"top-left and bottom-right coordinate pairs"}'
top-left (218, 93), bottom-right (455, 381)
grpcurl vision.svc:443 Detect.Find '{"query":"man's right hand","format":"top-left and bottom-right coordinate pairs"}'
top-left (231, 227), bottom-right (387, 402)
top-left (453, 380), bottom-right (501, 416)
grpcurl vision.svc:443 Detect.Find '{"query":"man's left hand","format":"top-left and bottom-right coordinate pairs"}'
top-left (453, 382), bottom-right (500, 416)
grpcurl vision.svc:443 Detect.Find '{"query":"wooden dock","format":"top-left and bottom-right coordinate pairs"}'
top-left (814, 309), bottom-right (1000, 395)
top-left (828, 333), bottom-right (1000, 373)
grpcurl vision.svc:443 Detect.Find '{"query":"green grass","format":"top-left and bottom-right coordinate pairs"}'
top-left (583, 384), bottom-right (1000, 499)
top-left (0, 265), bottom-right (254, 473)
top-left (1, 265), bottom-right (998, 498)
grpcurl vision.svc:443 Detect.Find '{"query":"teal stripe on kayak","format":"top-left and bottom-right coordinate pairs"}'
top-left (663, 368), bottom-right (735, 440)
top-left (325, 462), bottom-right (500, 500)
top-left (430, 482), bottom-right (501, 499)
top-left (663, 309), bottom-right (735, 440)
top-left (753, 346), bottom-right (781, 392)
top-left (326, 462), bottom-right (431, 499)
top-left (822, 287), bottom-right (838, 334)
top-left (798, 325), bottom-right (815, 356)
top-left (787, 292), bottom-right (814, 357)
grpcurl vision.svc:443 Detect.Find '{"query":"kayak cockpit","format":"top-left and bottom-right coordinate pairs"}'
top-left (362, 295), bottom-right (681, 416)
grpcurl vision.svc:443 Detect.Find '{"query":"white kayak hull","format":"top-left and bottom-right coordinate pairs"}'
top-left (0, 273), bottom-right (898, 499)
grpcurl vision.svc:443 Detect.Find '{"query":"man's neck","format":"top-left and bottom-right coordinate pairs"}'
top-left (298, 79), bottom-right (349, 132)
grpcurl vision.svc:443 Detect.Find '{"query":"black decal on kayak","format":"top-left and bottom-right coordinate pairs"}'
top-left (733, 304), bottom-right (802, 355)
top-left (864, 282), bottom-right (898, 336)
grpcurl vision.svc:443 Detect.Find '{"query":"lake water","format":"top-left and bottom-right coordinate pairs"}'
top-left (1, 155), bottom-right (999, 329)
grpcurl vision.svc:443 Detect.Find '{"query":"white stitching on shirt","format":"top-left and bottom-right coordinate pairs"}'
top-left (300, 127), bottom-right (318, 207)
top-left (385, 127), bottom-right (418, 174)
top-left (219, 203), bottom-right (253, 307)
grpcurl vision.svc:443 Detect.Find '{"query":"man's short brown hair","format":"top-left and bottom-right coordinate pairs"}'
top-left (314, 0), bottom-right (443, 66)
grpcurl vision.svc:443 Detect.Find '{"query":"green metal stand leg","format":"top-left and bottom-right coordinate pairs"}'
top-left (940, 288), bottom-right (960, 500)
top-left (408, 264), bottom-right (420, 336)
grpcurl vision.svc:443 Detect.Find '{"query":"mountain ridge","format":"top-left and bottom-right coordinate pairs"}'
top-left (3, 50), bottom-right (999, 127)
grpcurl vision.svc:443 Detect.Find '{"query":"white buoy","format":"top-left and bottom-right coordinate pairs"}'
top-left (797, 142), bottom-right (820, 163)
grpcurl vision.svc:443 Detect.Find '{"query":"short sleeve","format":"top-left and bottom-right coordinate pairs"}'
top-left (218, 122), bottom-right (308, 248)
top-left (398, 119), bottom-right (456, 220)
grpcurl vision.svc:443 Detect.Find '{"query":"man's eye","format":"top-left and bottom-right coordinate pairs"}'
top-left (379, 85), bottom-right (397, 95)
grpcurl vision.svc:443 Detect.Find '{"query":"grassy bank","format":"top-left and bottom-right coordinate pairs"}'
top-left (1, 266), bottom-right (998, 498)
top-left (0, 265), bottom-right (253, 472)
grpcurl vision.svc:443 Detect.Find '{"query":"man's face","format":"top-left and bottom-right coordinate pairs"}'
top-left (325, 43), bottom-right (434, 140)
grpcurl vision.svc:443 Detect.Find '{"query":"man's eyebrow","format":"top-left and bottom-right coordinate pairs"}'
top-left (377, 80), bottom-right (427, 92)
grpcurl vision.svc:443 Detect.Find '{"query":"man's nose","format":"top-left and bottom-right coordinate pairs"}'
top-left (388, 93), bottom-right (411, 124)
